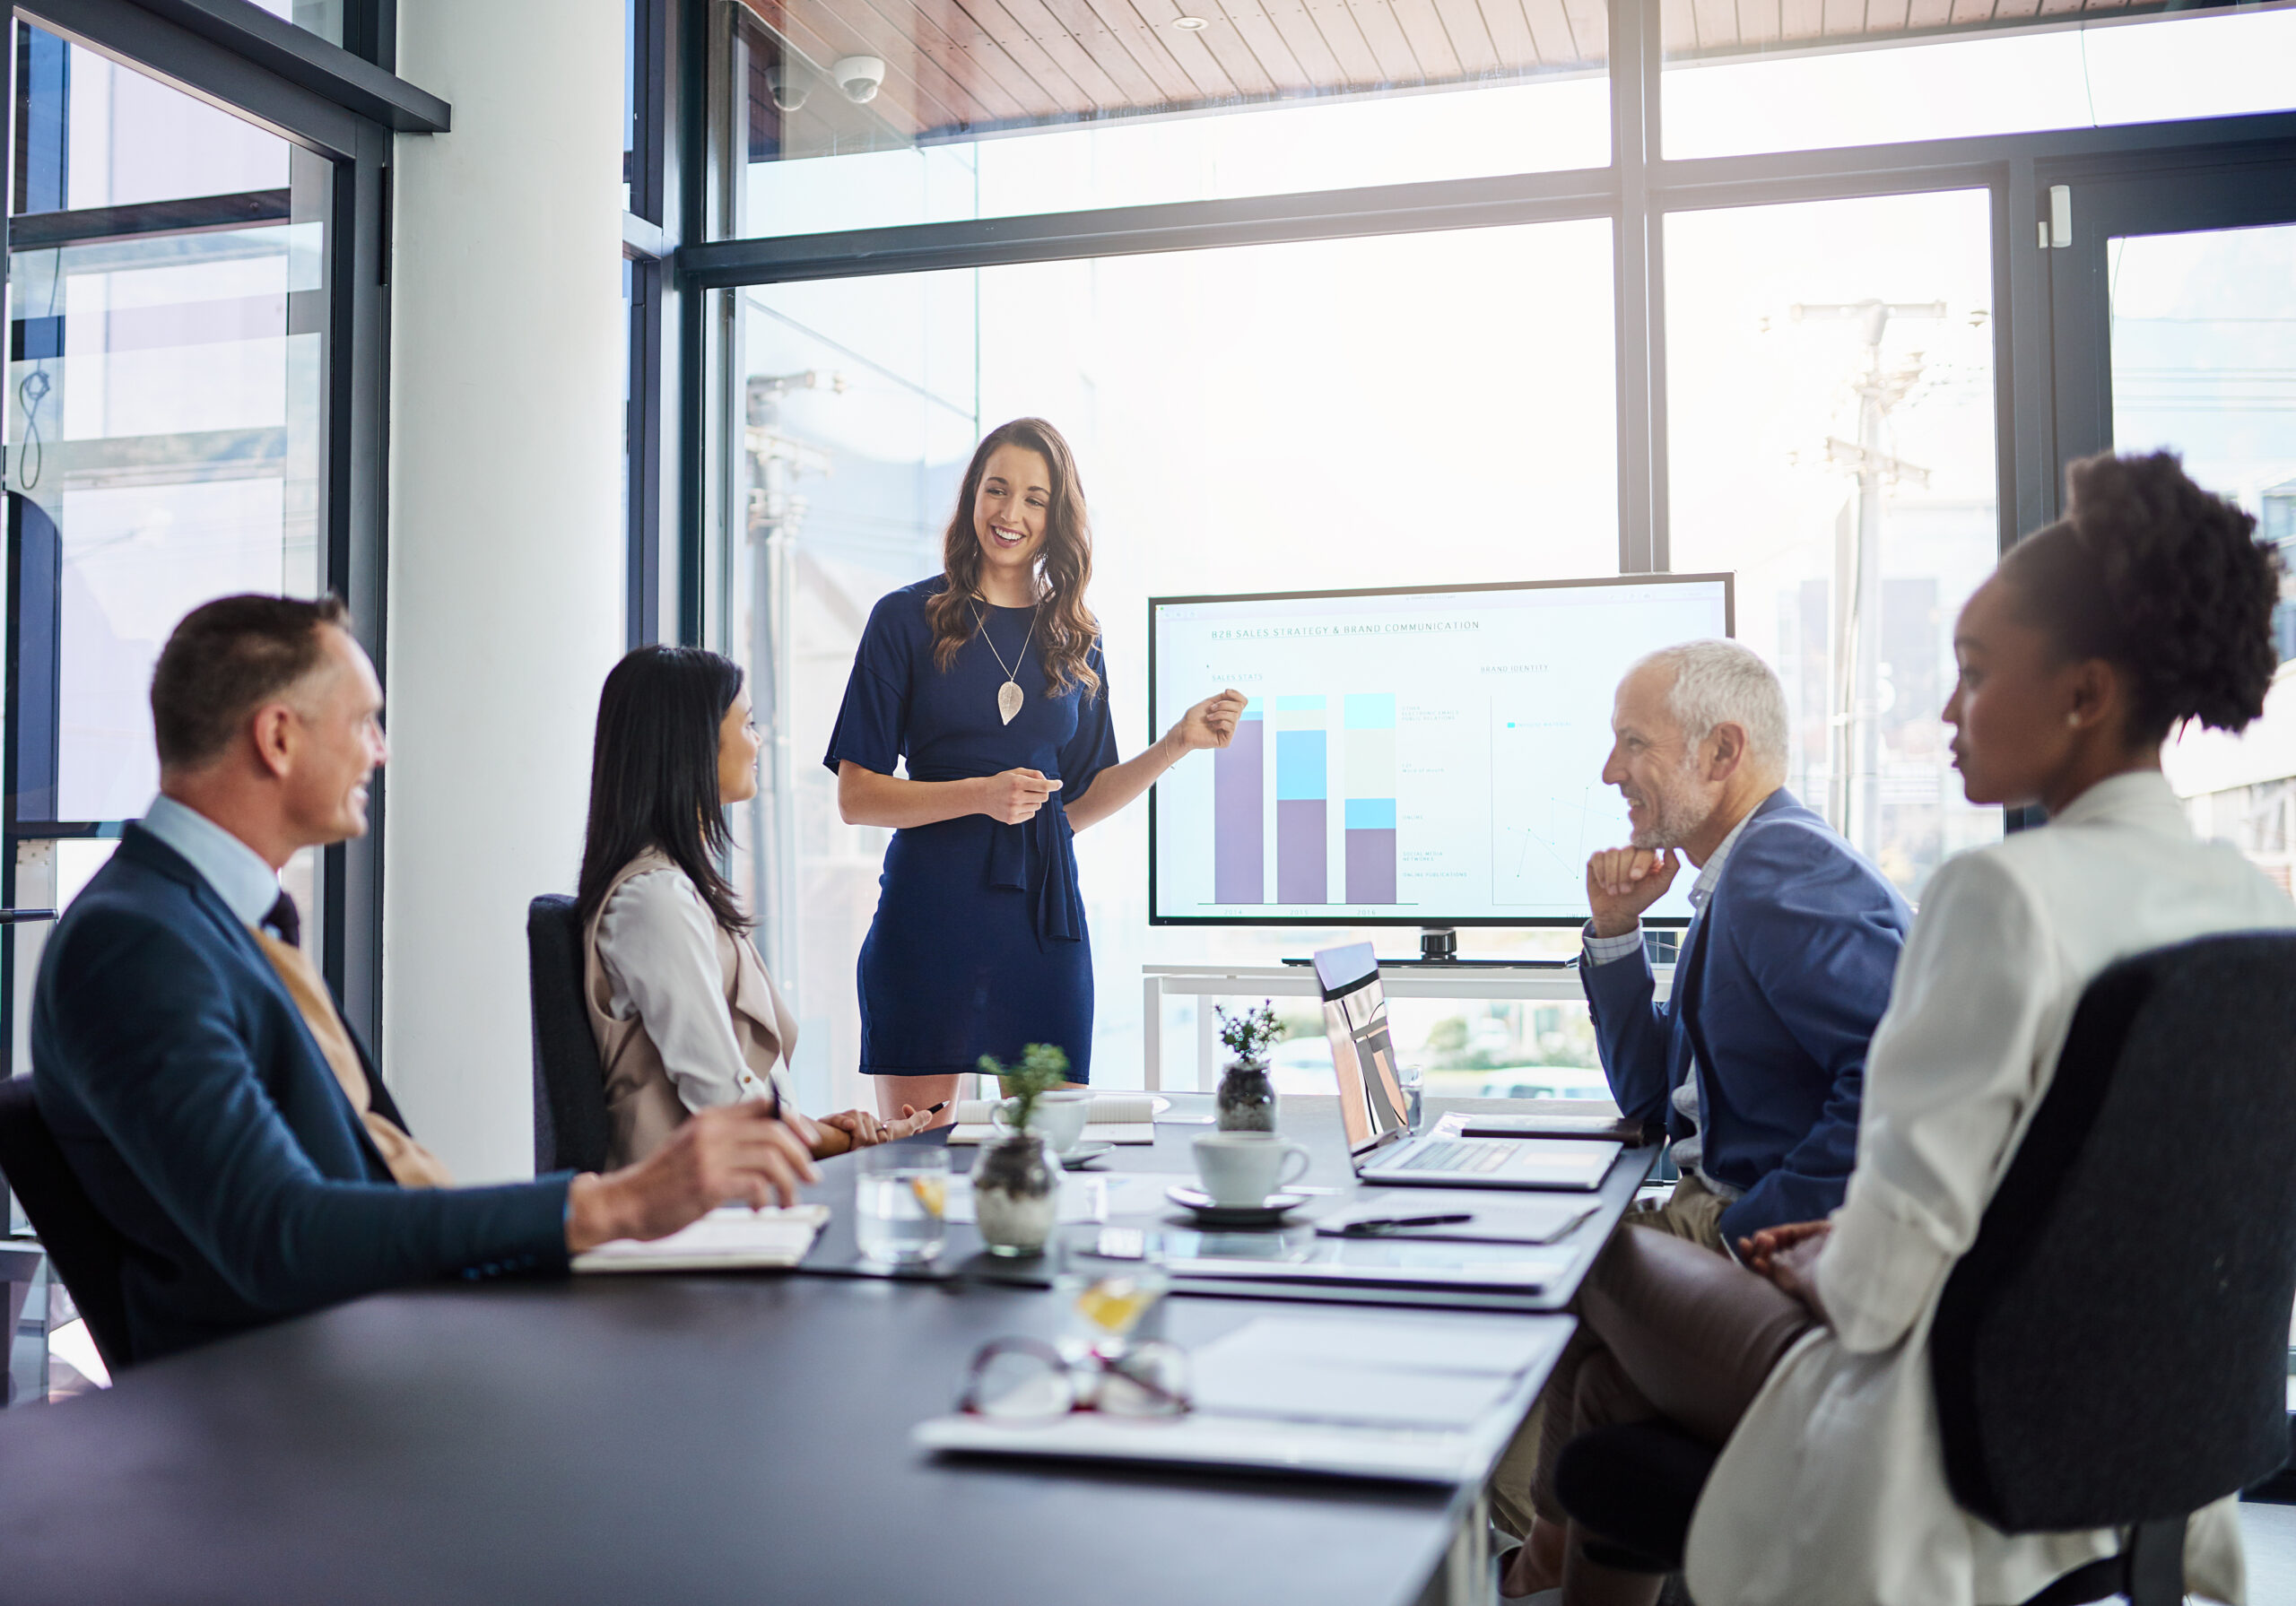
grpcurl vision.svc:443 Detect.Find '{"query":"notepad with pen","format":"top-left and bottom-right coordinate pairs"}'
top-left (570, 1204), bottom-right (831, 1272)
top-left (1311, 1191), bottom-right (1597, 1246)
top-left (944, 1094), bottom-right (1159, 1146)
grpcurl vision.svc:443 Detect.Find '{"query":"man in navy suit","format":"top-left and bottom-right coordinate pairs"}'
top-left (31, 595), bottom-right (821, 1363)
top-left (1496, 639), bottom-right (1909, 1580)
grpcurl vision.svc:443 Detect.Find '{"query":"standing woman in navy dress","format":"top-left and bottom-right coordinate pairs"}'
top-left (826, 418), bottom-right (1244, 1124)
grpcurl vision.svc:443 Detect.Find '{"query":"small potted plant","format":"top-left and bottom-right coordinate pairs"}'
top-left (1213, 1002), bottom-right (1284, 1133)
top-left (971, 1043), bottom-right (1069, 1256)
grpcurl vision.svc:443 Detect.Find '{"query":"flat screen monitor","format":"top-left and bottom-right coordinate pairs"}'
top-left (1147, 573), bottom-right (1734, 927)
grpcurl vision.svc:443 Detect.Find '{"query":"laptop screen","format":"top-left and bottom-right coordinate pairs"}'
top-left (1315, 942), bottom-right (1411, 1160)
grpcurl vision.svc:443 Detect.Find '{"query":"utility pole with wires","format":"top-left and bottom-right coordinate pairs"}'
top-left (1792, 299), bottom-right (1944, 859)
top-left (744, 369), bottom-right (841, 1017)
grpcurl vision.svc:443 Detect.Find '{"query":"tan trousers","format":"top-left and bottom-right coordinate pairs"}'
top-left (1486, 1173), bottom-right (1732, 1541)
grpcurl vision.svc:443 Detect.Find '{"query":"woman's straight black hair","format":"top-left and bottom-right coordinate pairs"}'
top-left (576, 645), bottom-right (750, 934)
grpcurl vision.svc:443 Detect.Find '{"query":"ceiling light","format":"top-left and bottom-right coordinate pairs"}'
top-left (1172, 15), bottom-right (1209, 29)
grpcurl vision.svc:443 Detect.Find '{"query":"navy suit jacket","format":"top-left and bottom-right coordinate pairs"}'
top-left (1582, 788), bottom-right (1911, 1244)
top-left (31, 825), bottom-right (571, 1362)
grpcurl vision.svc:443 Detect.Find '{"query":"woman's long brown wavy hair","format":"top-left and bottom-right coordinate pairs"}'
top-left (924, 418), bottom-right (1101, 700)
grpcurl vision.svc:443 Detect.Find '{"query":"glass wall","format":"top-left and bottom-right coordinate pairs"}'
top-left (5, 24), bottom-right (332, 1070)
top-left (731, 217), bottom-right (1618, 1100)
top-left (1665, 188), bottom-right (2004, 899)
top-left (709, 0), bottom-right (2296, 1108)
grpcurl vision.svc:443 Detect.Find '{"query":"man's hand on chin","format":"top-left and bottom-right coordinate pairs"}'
top-left (565, 1102), bottom-right (820, 1252)
top-left (1585, 846), bottom-right (1682, 939)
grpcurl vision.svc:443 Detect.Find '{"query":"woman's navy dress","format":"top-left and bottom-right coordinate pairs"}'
top-left (822, 577), bottom-right (1118, 1082)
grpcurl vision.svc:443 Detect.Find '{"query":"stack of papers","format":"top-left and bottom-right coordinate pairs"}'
top-left (913, 1311), bottom-right (1574, 1484)
top-left (946, 1094), bottom-right (1159, 1146)
top-left (572, 1204), bottom-right (830, 1273)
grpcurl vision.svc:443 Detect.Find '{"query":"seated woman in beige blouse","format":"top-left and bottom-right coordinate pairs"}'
top-left (576, 645), bottom-right (930, 1168)
top-left (1510, 452), bottom-right (2292, 1606)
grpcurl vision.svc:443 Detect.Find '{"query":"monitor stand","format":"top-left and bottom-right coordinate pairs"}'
top-left (1282, 927), bottom-right (1576, 968)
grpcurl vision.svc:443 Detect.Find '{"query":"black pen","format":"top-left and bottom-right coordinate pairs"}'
top-left (1339, 1212), bottom-right (1474, 1236)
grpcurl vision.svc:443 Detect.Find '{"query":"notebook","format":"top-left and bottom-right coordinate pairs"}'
top-left (945, 1094), bottom-right (1159, 1146)
top-left (571, 1204), bottom-right (830, 1272)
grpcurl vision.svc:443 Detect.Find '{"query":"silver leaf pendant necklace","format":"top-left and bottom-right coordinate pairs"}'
top-left (973, 601), bottom-right (1039, 725)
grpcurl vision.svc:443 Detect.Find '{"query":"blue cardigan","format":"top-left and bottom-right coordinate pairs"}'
top-left (31, 825), bottom-right (571, 1361)
top-left (1582, 789), bottom-right (1911, 1244)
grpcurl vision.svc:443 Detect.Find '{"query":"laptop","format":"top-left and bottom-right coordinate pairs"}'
top-left (1315, 942), bottom-right (1620, 1193)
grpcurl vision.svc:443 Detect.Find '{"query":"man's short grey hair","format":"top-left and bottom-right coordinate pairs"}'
top-left (1633, 639), bottom-right (1789, 772)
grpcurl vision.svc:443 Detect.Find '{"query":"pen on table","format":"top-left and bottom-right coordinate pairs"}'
top-left (1337, 1212), bottom-right (1474, 1236)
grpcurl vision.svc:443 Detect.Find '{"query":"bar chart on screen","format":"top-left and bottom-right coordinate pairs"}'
top-left (1153, 577), bottom-right (1730, 925)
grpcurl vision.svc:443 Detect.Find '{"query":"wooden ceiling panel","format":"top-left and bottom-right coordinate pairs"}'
top-left (748, 0), bottom-right (2236, 148)
top-left (1297, 0), bottom-right (1391, 82)
top-left (1072, 0), bottom-right (1202, 100)
top-left (1518, 0), bottom-right (1590, 65)
top-left (1737, 0), bottom-right (1784, 45)
top-left (1221, 0), bottom-right (1323, 91)
top-left (1335, 0), bottom-right (1430, 80)
top-left (1476, 0), bottom-right (1544, 71)
top-left (1260, 0), bottom-right (1355, 88)
top-left (1555, 0), bottom-right (1607, 60)
top-left (765, 0), bottom-right (962, 135)
top-left (1387, 0), bottom-right (1471, 77)
top-left (1031, 0), bottom-right (1170, 101)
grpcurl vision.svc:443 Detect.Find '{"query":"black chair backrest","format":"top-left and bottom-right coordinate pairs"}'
top-left (526, 895), bottom-right (613, 1176)
top-left (1934, 931), bottom-right (2296, 1533)
top-left (0, 1076), bottom-right (135, 1373)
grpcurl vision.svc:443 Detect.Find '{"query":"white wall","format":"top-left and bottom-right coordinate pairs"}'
top-left (383, 0), bottom-right (623, 1180)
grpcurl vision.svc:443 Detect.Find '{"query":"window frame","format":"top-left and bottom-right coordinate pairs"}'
top-left (0, 0), bottom-right (441, 1061)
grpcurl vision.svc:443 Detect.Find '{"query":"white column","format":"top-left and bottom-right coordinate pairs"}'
top-left (382, 0), bottom-right (624, 1180)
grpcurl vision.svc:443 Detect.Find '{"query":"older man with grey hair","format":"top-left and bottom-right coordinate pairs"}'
top-left (1494, 640), bottom-right (1909, 1586)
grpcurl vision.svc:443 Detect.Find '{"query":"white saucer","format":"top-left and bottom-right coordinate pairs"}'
top-left (1164, 1184), bottom-right (1309, 1228)
top-left (1058, 1142), bottom-right (1114, 1169)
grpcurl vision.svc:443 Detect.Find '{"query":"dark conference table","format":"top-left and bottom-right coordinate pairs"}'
top-left (0, 1095), bottom-right (1657, 1606)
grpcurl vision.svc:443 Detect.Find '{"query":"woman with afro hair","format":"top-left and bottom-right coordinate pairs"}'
top-left (1509, 451), bottom-right (2295, 1606)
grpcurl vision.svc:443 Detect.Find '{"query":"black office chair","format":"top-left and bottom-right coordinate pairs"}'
top-left (527, 895), bottom-right (613, 1176)
top-left (1553, 931), bottom-right (2296, 1606)
top-left (0, 1075), bottom-right (136, 1375)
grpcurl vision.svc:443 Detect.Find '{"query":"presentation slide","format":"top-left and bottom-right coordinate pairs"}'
top-left (1149, 577), bottom-right (1732, 925)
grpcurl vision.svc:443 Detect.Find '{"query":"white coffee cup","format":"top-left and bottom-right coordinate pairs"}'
top-left (1192, 1132), bottom-right (1312, 1206)
top-left (999, 1088), bottom-right (1091, 1157)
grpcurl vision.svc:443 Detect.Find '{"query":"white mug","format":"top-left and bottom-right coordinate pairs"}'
top-left (996, 1088), bottom-right (1091, 1158)
top-left (1192, 1132), bottom-right (1312, 1206)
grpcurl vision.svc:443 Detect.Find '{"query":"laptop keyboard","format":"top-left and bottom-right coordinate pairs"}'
top-left (1387, 1139), bottom-right (1515, 1174)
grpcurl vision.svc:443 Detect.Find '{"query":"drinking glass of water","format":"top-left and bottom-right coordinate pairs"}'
top-left (1396, 1063), bottom-right (1424, 1132)
top-left (855, 1146), bottom-right (949, 1268)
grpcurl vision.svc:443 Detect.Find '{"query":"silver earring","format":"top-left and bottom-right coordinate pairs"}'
top-left (2066, 713), bottom-right (2080, 729)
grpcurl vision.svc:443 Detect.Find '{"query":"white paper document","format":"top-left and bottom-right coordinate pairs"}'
top-left (912, 1311), bottom-right (1575, 1484)
top-left (571, 1204), bottom-right (830, 1273)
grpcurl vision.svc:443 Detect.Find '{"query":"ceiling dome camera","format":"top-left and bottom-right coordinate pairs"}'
top-left (831, 55), bottom-right (885, 104)
top-left (765, 63), bottom-right (810, 112)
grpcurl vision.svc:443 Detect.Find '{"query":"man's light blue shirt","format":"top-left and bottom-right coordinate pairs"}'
top-left (139, 794), bottom-right (281, 929)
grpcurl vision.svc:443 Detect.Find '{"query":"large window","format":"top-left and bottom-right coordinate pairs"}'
top-left (693, 0), bottom-right (2296, 1106)
top-left (726, 221), bottom-right (1618, 1106)
top-left (5, 23), bottom-right (335, 1081)
top-left (1666, 189), bottom-right (2004, 898)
